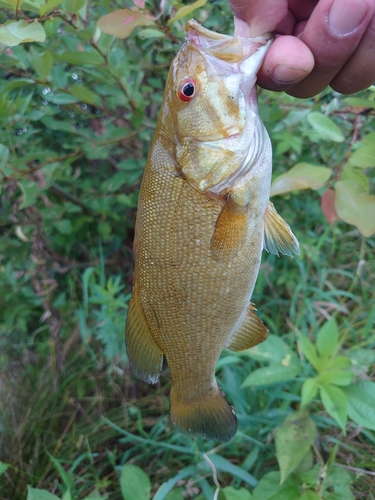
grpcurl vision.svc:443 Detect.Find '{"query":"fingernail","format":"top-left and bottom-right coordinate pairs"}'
top-left (328, 0), bottom-right (367, 35)
top-left (273, 65), bottom-right (308, 84)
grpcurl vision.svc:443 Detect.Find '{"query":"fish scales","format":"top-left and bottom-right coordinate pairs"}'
top-left (126, 20), bottom-right (299, 442)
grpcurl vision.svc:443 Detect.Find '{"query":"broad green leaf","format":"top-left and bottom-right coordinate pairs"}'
top-left (251, 471), bottom-right (299, 500)
top-left (346, 348), bottom-right (373, 374)
top-left (63, 0), bottom-right (86, 14)
top-left (30, 48), bottom-right (53, 80)
top-left (55, 51), bottom-right (104, 65)
top-left (320, 384), bottom-right (347, 431)
top-left (344, 97), bottom-right (375, 109)
top-left (270, 163), bottom-right (331, 196)
top-left (18, 180), bottom-right (41, 209)
top-left (307, 112), bottom-right (345, 142)
top-left (120, 464), bottom-right (151, 500)
top-left (334, 180), bottom-right (375, 237)
top-left (0, 462), bottom-right (9, 475)
top-left (222, 486), bottom-right (252, 500)
top-left (343, 380), bottom-right (375, 430)
top-left (242, 357), bottom-right (301, 387)
top-left (301, 378), bottom-right (319, 406)
top-left (164, 488), bottom-right (185, 500)
top-left (241, 334), bottom-right (293, 363)
top-left (275, 410), bottom-right (317, 484)
top-left (323, 356), bottom-right (352, 370)
top-left (340, 164), bottom-right (370, 193)
top-left (168, 0), bottom-right (207, 24)
top-left (348, 143), bottom-right (375, 168)
top-left (39, 0), bottom-right (64, 15)
top-left (26, 488), bottom-right (60, 500)
top-left (97, 10), bottom-right (155, 39)
top-left (69, 85), bottom-right (102, 107)
top-left (299, 492), bottom-right (320, 500)
top-left (55, 219), bottom-right (72, 234)
top-left (45, 93), bottom-right (79, 104)
top-left (138, 28), bottom-right (166, 39)
top-left (316, 318), bottom-right (338, 358)
top-left (323, 467), bottom-right (354, 500)
top-left (317, 369), bottom-right (353, 387)
top-left (0, 20), bottom-right (46, 46)
top-left (2, 78), bottom-right (35, 93)
top-left (361, 131), bottom-right (375, 145)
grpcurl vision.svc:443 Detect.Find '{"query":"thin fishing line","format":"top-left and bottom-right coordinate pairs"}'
top-left (202, 452), bottom-right (220, 500)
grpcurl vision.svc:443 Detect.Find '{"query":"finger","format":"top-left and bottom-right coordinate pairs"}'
top-left (228, 0), bottom-right (288, 36)
top-left (288, 0), bottom-right (375, 98)
top-left (257, 36), bottom-right (315, 92)
top-left (330, 10), bottom-right (375, 93)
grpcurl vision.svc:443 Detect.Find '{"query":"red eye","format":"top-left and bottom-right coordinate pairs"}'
top-left (176, 78), bottom-right (197, 102)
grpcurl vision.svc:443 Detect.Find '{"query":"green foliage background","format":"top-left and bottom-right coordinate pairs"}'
top-left (0, 0), bottom-right (375, 499)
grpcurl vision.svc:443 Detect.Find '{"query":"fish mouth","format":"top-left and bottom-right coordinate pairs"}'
top-left (186, 19), bottom-right (272, 63)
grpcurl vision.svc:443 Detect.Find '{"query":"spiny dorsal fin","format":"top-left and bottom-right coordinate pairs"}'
top-left (211, 197), bottom-right (247, 259)
top-left (125, 289), bottom-right (164, 385)
top-left (227, 303), bottom-right (268, 351)
top-left (263, 201), bottom-right (299, 257)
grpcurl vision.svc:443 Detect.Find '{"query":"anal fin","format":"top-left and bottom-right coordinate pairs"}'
top-left (125, 290), bottom-right (163, 384)
top-left (211, 197), bottom-right (248, 259)
top-left (227, 303), bottom-right (268, 351)
top-left (263, 201), bottom-right (299, 257)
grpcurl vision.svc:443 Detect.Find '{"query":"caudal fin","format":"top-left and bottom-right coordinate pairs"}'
top-left (170, 383), bottom-right (237, 442)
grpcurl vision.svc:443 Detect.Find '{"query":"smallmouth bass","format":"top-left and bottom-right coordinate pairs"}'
top-left (126, 20), bottom-right (299, 442)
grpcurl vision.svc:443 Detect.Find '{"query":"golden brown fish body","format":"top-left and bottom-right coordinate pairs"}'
top-left (126, 21), bottom-right (299, 442)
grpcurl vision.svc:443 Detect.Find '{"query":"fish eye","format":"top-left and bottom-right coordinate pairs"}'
top-left (176, 78), bottom-right (197, 102)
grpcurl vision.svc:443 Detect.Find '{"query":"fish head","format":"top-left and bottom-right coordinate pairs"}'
top-left (168, 20), bottom-right (272, 193)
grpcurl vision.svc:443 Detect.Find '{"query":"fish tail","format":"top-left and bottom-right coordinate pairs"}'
top-left (170, 383), bottom-right (237, 442)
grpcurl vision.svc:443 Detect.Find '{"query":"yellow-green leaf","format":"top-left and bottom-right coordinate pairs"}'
top-left (168, 0), bottom-right (207, 25)
top-left (30, 48), bottom-right (53, 80)
top-left (307, 112), bottom-right (345, 142)
top-left (97, 9), bottom-right (154, 39)
top-left (39, 0), bottom-right (64, 15)
top-left (270, 163), bottom-right (331, 197)
top-left (1, 0), bottom-right (22, 9)
top-left (344, 97), bottom-right (375, 109)
top-left (348, 143), bottom-right (375, 168)
top-left (69, 85), bottom-right (101, 107)
top-left (320, 384), bottom-right (347, 431)
top-left (0, 20), bottom-right (46, 46)
top-left (334, 180), bottom-right (375, 237)
top-left (340, 164), bottom-right (369, 193)
top-left (63, 0), bottom-right (86, 14)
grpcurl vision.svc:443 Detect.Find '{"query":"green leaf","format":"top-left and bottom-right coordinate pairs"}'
top-left (138, 28), bottom-right (166, 39)
top-left (275, 410), bottom-right (317, 484)
top-left (18, 180), bottom-right (41, 209)
top-left (242, 357), bottom-right (301, 387)
top-left (97, 10), bottom-right (155, 39)
top-left (251, 471), bottom-right (299, 500)
top-left (120, 464), bottom-right (151, 500)
top-left (63, 0), bottom-right (86, 14)
top-left (168, 0), bottom-right (208, 24)
top-left (1, 0), bottom-right (23, 9)
top-left (69, 85), bottom-right (102, 107)
top-left (323, 466), bottom-right (354, 500)
top-left (307, 112), bottom-right (345, 142)
top-left (301, 378), bottom-right (319, 406)
top-left (55, 219), bottom-right (72, 234)
top-left (45, 93), bottom-right (79, 104)
top-left (340, 164), bottom-right (370, 193)
top-left (222, 486), bottom-right (252, 500)
top-left (164, 488), bottom-right (185, 500)
top-left (317, 369), bottom-right (353, 387)
top-left (346, 348), bottom-right (373, 374)
top-left (348, 143), bottom-right (375, 168)
top-left (298, 334), bottom-right (322, 371)
top-left (316, 318), bottom-right (339, 359)
top-left (241, 334), bottom-right (294, 363)
top-left (0, 462), bottom-right (10, 475)
top-left (270, 163), bottom-right (331, 197)
top-left (344, 97), bottom-right (375, 109)
top-left (39, 0), bottom-right (64, 15)
top-left (0, 144), bottom-right (10, 174)
top-left (26, 487), bottom-right (60, 500)
top-left (334, 180), bottom-right (375, 237)
top-left (55, 51), bottom-right (104, 66)
top-left (30, 48), bottom-right (53, 80)
top-left (0, 20), bottom-right (46, 46)
top-left (343, 380), bottom-right (375, 430)
top-left (299, 492), bottom-right (320, 500)
top-left (320, 384), bottom-right (347, 431)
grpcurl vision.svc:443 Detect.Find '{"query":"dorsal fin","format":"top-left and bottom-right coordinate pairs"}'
top-left (263, 201), bottom-right (299, 257)
top-left (227, 303), bottom-right (268, 351)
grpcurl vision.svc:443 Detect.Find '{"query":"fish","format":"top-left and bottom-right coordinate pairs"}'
top-left (125, 20), bottom-right (299, 442)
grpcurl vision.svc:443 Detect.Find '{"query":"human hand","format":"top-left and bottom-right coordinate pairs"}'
top-left (229, 0), bottom-right (375, 97)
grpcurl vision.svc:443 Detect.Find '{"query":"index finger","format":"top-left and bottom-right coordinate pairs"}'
top-left (228, 0), bottom-right (289, 36)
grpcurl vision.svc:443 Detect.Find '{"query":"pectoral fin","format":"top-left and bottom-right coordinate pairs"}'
top-left (125, 290), bottom-right (164, 385)
top-left (263, 201), bottom-right (299, 257)
top-left (211, 197), bottom-right (247, 259)
top-left (227, 303), bottom-right (268, 351)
